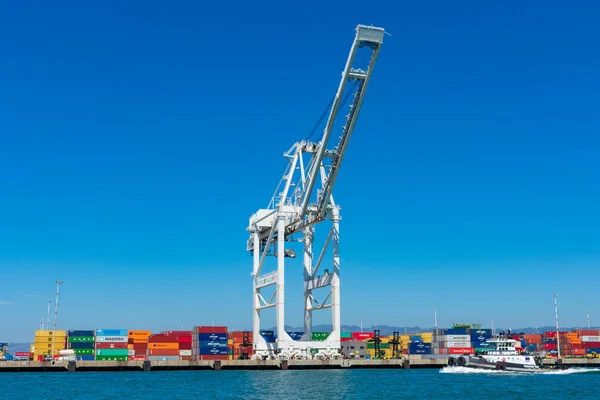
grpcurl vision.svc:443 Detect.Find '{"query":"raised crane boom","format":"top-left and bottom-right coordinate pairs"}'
top-left (247, 25), bottom-right (385, 360)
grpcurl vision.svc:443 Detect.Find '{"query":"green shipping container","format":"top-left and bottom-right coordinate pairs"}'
top-left (68, 336), bottom-right (95, 343)
top-left (96, 355), bottom-right (127, 361)
top-left (341, 332), bottom-right (352, 339)
top-left (96, 349), bottom-right (129, 356)
top-left (367, 343), bottom-right (390, 349)
top-left (311, 332), bottom-right (329, 341)
top-left (74, 348), bottom-right (95, 355)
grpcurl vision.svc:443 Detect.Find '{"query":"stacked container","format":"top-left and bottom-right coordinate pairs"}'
top-left (311, 332), bottom-right (329, 341)
top-left (470, 328), bottom-right (492, 353)
top-left (580, 331), bottom-right (600, 355)
top-left (67, 330), bottom-right (95, 361)
top-left (351, 332), bottom-right (374, 342)
top-left (341, 332), bottom-right (352, 342)
top-left (193, 326), bottom-right (229, 360)
top-left (229, 331), bottom-right (254, 359)
top-left (95, 329), bottom-right (129, 361)
top-left (128, 330), bottom-right (151, 361)
top-left (33, 330), bottom-right (67, 360)
top-left (147, 332), bottom-right (187, 361)
top-left (260, 330), bottom-right (276, 343)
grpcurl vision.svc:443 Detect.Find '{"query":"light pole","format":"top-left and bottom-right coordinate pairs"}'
top-left (554, 294), bottom-right (560, 359)
top-left (587, 310), bottom-right (591, 330)
top-left (51, 280), bottom-right (63, 359)
top-left (47, 300), bottom-right (52, 330)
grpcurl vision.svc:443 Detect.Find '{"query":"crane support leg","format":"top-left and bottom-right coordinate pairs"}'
top-left (303, 227), bottom-right (314, 341)
top-left (331, 206), bottom-right (341, 342)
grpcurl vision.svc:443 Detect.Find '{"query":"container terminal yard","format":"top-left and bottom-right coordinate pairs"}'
top-left (1, 324), bottom-right (600, 372)
top-left (2, 25), bottom-right (596, 374)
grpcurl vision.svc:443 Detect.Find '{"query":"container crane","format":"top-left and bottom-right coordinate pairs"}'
top-left (246, 24), bottom-right (385, 360)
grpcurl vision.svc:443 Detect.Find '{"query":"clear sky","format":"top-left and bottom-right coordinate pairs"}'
top-left (1, 0), bottom-right (598, 342)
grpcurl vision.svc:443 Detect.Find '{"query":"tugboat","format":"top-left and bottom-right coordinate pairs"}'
top-left (448, 336), bottom-right (542, 372)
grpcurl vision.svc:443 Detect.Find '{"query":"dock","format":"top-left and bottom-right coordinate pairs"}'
top-left (0, 356), bottom-right (598, 372)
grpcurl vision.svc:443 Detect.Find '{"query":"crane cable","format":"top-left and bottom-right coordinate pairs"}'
top-left (306, 81), bottom-right (359, 142)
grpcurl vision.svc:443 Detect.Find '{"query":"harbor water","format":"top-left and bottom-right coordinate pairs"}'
top-left (1, 367), bottom-right (599, 399)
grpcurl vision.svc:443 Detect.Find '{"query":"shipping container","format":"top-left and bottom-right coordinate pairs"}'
top-left (77, 355), bottom-right (95, 361)
top-left (179, 349), bottom-right (192, 356)
top-left (444, 335), bottom-right (470, 342)
top-left (367, 343), bottom-right (390, 349)
top-left (68, 342), bottom-right (95, 349)
top-left (196, 355), bottom-right (229, 360)
top-left (287, 332), bottom-right (304, 340)
top-left (582, 342), bottom-right (600, 348)
top-left (35, 330), bottom-right (67, 337)
top-left (95, 342), bottom-right (128, 349)
top-left (147, 356), bottom-right (180, 361)
top-left (198, 347), bottom-right (230, 355)
top-left (311, 332), bottom-right (329, 341)
top-left (96, 355), bottom-right (128, 361)
top-left (444, 328), bottom-right (469, 335)
top-left (95, 335), bottom-right (128, 343)
top-left (96, 349), bottom-right (129, 356)
top-left (179, 342), bottom-right (192, 350)
top-left (471, 329), bottom-right (492, 336)
top-left (581, 336), bottom-right (600, 342)
top-left (133, 342), bottom-right (148, 350)
top-left (197, 341), bottom-right (228, 348)
top-left (68, 330), bottom-right (95, 337)
top-left (128, 330), bottom-right (152, 338)
top-left (586, 348), bottom-right (600, 354)
top-left (147, 335), bottom-right (180, 343)
top-left (96, 329), bottom-right (128, 336)
top-left (352, 332), bottom-right (375, 341)
top-left (544, 344), bottom-right (557, 350)
top-left (341, 332), bottom-right (352, 339)
top-left (193, 326), bottom-right (228, 334)
top-left (148, 349), bottom-right (180, 356)
top-left (73, 348), bottom-right (95, 355)
top-left (68, 336), bottom-right (95, 343)
top-left (448, 347), bottom-right (474, 355)
top-left (128, 356), bottom-right (147, 361)
top-left (446, 341), bottom-right (472, 348)
top-left (147, 342), bottom-right (179, 350)
top-left (577, 330), bottom-right (600, 336)
top-left (198, 333), bottom-right (228, 341)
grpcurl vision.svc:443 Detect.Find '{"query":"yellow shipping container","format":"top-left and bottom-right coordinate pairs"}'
top-left (401, 335), bottom-right (410, 342)
top-left (228, 339), bottom-right (233, 345)
top-left (35, 330), bottom-right (67, 337)
top-left (366, 348), bottom-right (394, 358)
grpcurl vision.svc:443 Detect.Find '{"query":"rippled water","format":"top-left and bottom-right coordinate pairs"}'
top-left (1, 367), bottom-right (599, 399)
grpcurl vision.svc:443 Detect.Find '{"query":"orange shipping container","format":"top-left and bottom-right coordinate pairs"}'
top-left (133, 338), bottom-right (149, 344)
top-left (129, 330), bottom-right (152, 338)
top-left (147, 342), bottom-right (179, 350)
top-left (127, 344), bottom-right (134, 350)
top-left (148, 349), bottom-right (180, 356)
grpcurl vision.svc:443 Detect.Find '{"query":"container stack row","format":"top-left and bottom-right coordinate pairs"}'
top-left (229, 331), bottom-right (253, 359)
top-left (68, 330), bottom-right (95, 360)
top-left (147, 330), bottom-right (192, 361)
top-left (95, 329), bottom-right (129, 361)
top-left (128, 330), bottom-right (151, 361)
top-left (33, 330), bottom-right (67, 360)
top-left (193, 326), bottom-right (228, 361)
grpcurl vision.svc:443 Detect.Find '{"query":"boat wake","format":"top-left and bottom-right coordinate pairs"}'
top-left (440, 366), bottom-right (600, 375)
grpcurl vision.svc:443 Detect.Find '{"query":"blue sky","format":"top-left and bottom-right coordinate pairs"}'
top-left (1, 0), bottom-right (598, 341)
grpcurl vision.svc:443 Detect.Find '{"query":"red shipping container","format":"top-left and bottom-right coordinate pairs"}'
top-left (128, 356), bottom-right (147, 361)
top-left (569, 349), bottom-right (586, 356)
top-left (180, 356), bottom-right (192, 361)
top-left (148, 335), bottom-right (179, 343)
top-left (15, 352), bottom-right (30, 357)
top-left (448, 348), bottom-right (474, 355)
top-left (96, 342), bottom-right (128, 349)
top-left (544, 344), bottom-right (557, 350)
top-left (135, 350), bottom-right (147, 356)
top-left (198, 355), bottom-right (228, 360)
top-left (179, 342), bottom-right (192, 350)
top-left (567, 343), bottom-right (583, 350)
top-left (177, 336), bottom-right (192, 343)
top-left (577, 329), bottom-right (600, 336)
top-left (133, 343), bottom-right (148, 350)
top-left (194, 326), bottom-right (228, 334)
top-left (543, 331), bottom-right (557, 338)
top-left (351, 332), bottom-right (374, 341)
top-left (160, 331), bottom-right (193, 336)
top-left (341, 338), bottom-right (352, 342)
top-left (582, 342), bottom-right (600, 348)
top-left (149, 349), bottom-right (180, 356)
top-left (37, 355), bottom-right (44, 362)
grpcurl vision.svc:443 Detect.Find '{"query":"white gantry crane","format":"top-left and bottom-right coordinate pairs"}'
top-left (247, 24), bottom-right (385, 360)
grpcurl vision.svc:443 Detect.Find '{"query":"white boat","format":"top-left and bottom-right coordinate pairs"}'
top-left (448, 336), bottom-right (541, 372)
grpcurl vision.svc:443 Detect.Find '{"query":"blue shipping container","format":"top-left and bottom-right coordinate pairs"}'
top-left (471, 329), bottom-right (492, 335)
top-left (260, 330), bottom-right (274, 337)
top-left (586, 348), bottom-right (600, 354)
top-left (199, 347), bottom-right (230, 355)
top-left (198, 341), bottom-right (228, 348)
top-left (78, 355), bottom-right (95, 361)
top-left (410, 348), bottom-right (432, 355)
top-left (198, 333), bottom-right (228, 341)
top-left (68, 330), bottom-right (95, 337)
top-left (287, 332), bottom-right (304, 340)
top-left (68, 342), bottom-right (95, 349)
top-left (409, 343), bottom-right (432, 350)
top-left (409, 335), bottom-right (421, 341)
top-left (263, 337), bottom-right (276, 343)
top-left (445, 328), bottom-right (469, 335)
top-left (96, 329), bottom-right (128, 336)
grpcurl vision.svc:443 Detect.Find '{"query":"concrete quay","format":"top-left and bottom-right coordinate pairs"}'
top-left (0, 356), bottom-right (597, 372)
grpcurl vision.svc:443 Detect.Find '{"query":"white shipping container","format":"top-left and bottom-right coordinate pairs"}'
top-left (444, 335), bottom-right (470, 342)
top-left (128, 350), bottom-right (135, 356)
top-left (95, 335), bottom-right (128, 343)
top-left (179, 350), bottom-right (192, 356)
top-left (581, 336), bottom-right (600, 342)
top-left (446, 341), bottom-right (472, 348)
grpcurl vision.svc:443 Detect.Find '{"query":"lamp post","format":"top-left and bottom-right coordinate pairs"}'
top-left (51, 280), bottom-right (63, 359)
top-left (554, 294), bottom-right (560, 359)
